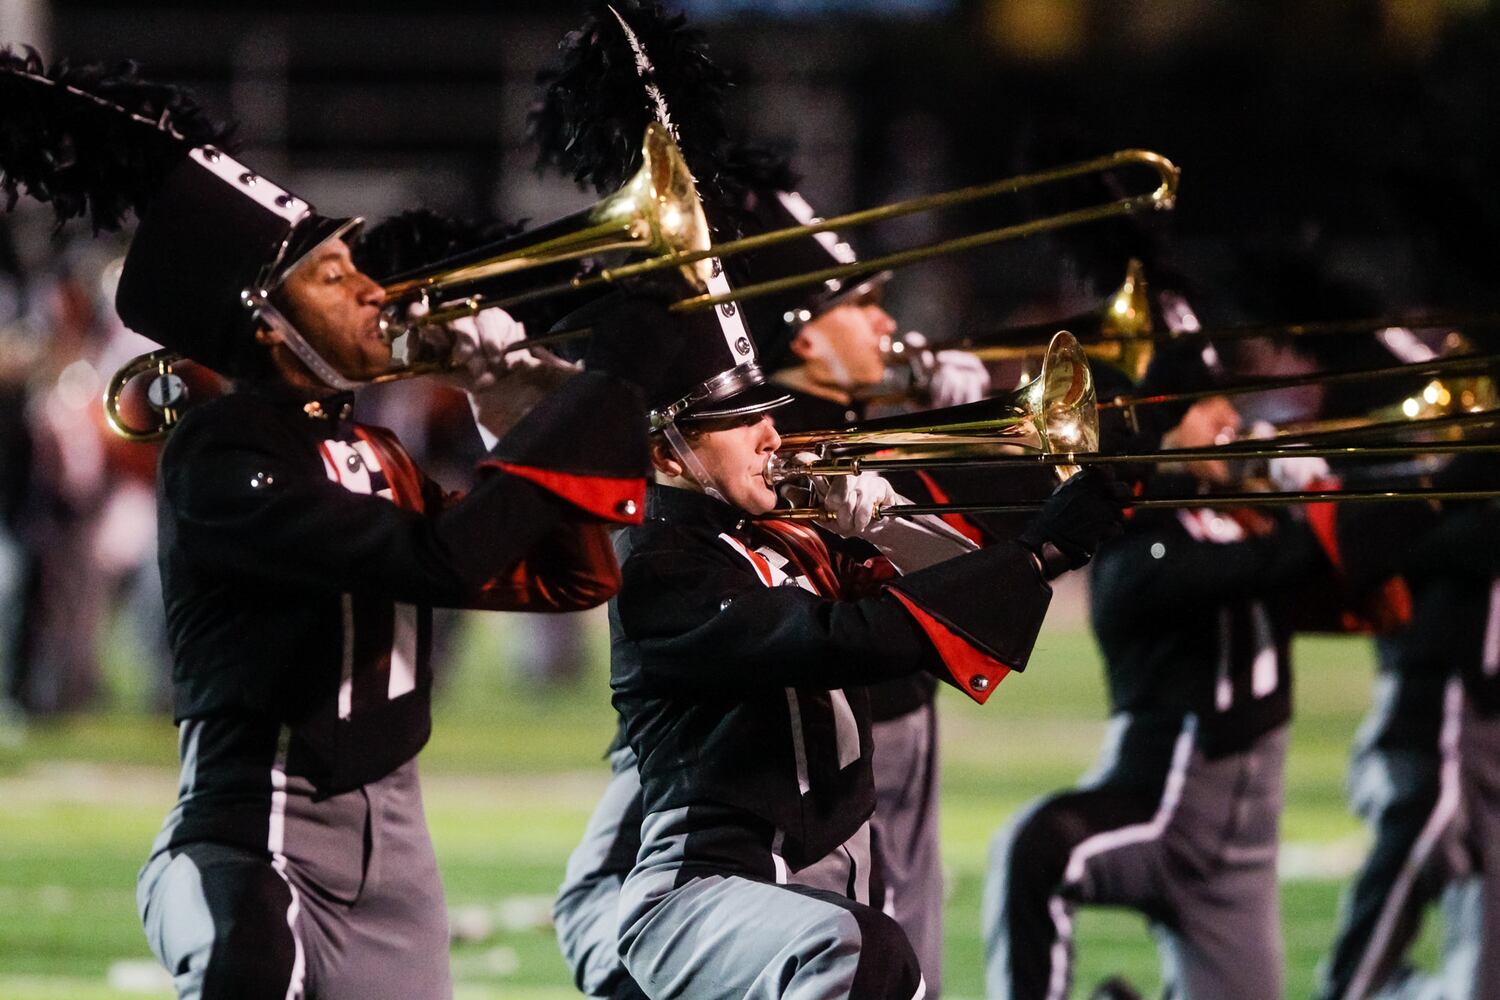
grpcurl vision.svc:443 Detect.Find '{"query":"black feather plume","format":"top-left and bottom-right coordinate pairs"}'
top-left (705, 142), bottom-right (800, 235)
top-left (529, 1), bottom-right (733, 199)
top-left (0, 46), bottom-right (234, 232)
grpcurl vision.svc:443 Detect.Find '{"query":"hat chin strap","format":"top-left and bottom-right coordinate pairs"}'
top-left (243, 290), bottom-right (363, 392)
top-left (660, 420), bottom-right (727, 504)
top-left (804, 334), bottom-right (854, 391)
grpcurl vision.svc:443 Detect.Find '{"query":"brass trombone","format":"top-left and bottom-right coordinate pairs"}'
top-left (767, 331), bottom-right (1099, 490)
top-left (957, 250), bottom-right (1500, 356)
top-left (766, 339), bottom-right (1500, 520)
top-left (103, 123), bottom-right (712, 441)
top-left (377, 148), bottom-right (1179, 341)
top-left (1099, 351), bottom-right (1500, 417)
top-left (956, 259), bottom-right (1157, 379)
top-left (104, 141), bottom-right (1181, 441)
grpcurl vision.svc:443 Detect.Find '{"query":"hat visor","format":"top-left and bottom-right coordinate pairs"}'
top-left (681, 380), bottom-right (795, 423)
top-left (274, 215), bottom-right (366, 286)
top-left (811, 269), bottom-right (893, 316)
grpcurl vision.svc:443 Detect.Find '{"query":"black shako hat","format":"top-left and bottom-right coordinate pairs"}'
top-left (116, 148), bottom-right (360, 377)
top-left (529, 3), bottom-right (889, 373)
top-left (0, 48), bottom-right (357, 378)
top-left (728, 182), bottom-right (891, 372)
top-left (571, 290), bottom-right (790, 430)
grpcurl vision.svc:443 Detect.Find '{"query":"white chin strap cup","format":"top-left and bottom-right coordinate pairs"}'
top-left (660, 420), bottom-right (726, 503)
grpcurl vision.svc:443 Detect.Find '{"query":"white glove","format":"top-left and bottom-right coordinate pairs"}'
top-left (819, 471), bottom-right (899, 536)
top-left (1268, 454), bottom-right (1333, 492)
top-left (927, 350), bottom-right (991, 408)
top-left (443, 308), bottom-right (536, 391)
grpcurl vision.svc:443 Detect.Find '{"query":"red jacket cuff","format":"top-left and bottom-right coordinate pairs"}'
top-left (481, 462), bottom-right (646, 524)
top-left (1306, 500), bottom-right (1342, 573)
top-left (889, 590), bottom-right (1012, 705)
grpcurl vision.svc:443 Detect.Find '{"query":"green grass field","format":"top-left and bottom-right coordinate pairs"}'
top-left (0, 607), bottom-right (1440, 999)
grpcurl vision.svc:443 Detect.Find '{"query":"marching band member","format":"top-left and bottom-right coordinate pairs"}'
top-left (0, 51), bottom-right (650, 997)
top-left (981, 343), bottom-right (1333, 1000)
top-left (551, 178), bottom-right (989, 997)
top-left (570, 280), bottom-right (1122, 999)
top-left (1317, 453), bottom-right (1500, 1000)
top-left (533, 5), bottom-right (1014, 995)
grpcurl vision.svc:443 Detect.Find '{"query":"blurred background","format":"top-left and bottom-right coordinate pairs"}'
top-left (1, 0), bottom-right (1496, 997)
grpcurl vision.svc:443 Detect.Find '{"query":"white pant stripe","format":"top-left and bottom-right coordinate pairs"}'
top-left (784, 688), bottom-right (812, 795)
top-left (1483, 580), bottom-right (1500, 676)
top-left (1046, 716), bottom-right (1197, 1000)
top-left (338, 595), bottom-right (354, 720)
top-left (267, 724), bottom-right (306, 999)
top-left (1342, 678), bottom-right (1464, 1000)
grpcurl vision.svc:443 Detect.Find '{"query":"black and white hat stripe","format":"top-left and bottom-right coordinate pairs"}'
top-left (607, 3), bottom-right (757, 371)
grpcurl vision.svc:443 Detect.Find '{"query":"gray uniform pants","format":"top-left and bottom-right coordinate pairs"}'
top-left (1450, 696), bottom-right (1500, 997)
top-left (554, 746), bottom-right (647, 998)
top-left (1325, 671), bottom-right (1500, 1000)
top-left (1319, 664), bottom-right (1462, 1000)
top-left (556, 708), bottom-right (943, 999)
top-left (138, 756), bottom-right (451, 999)
top-left (871, 701), bottom-right (944, 998)
top-left (617, 806), bottom-right (925, 1000)
top-left (983, 715), bottom-right (1286, 1000)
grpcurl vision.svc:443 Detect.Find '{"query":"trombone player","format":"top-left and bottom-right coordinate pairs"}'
top-left (550, 160), bottom-right (1006, 998)
top-left (534, 5), bottom-right (1011, 996)
top-left (0, 51), bottom-right (654, 998)
top-left (568, 271), bottom-right (1124, 998)
top-left (981, 303), bottom-right (1337, 1000)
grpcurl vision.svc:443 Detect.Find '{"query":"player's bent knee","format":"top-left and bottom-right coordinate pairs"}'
top-left (1004, 800), bottom-right (1079, 890)
top-left (843, 905), bottom-right (924, 1000)
top-left (194, 868), bottom-right (300, 999)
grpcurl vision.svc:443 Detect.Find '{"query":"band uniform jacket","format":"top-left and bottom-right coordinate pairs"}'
top-left (610, 483), bottom-right (1052, 872)
top-left (1089, 485), bottom-right (1327, 757)
top-left (156, 373), bottom-right (646, 853)
top-left (768, 386), bottom-right (1054, 724)
top-left (1384, 497), bottom-right (1500, 717)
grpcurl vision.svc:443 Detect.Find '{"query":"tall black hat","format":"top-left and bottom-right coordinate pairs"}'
top-left (531, 1), bottom-right (732, 205)
top-left (726, 173), bottom-right (892, 371)
top-left (534, 2), bottom-right (794, 426)
top-left (531, 3), bottom-right (890, 407)
top-left (574, 291), bottom-right (790, 429)
top-left (0, 48), bottom-right (357, 379)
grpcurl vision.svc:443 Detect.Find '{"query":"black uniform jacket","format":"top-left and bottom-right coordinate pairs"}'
top-left (770, 383), bottom-right (1056, 721)
top-left (1090, 487), bottom-right (1327, 758)
top-left (610, 483), bottom-right (1051, 870)
top-left (1383, 498), bottom-right (1500, 717)
top-left (158, 373), bottom-right (647, 803)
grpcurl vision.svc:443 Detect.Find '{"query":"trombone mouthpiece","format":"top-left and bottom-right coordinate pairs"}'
top-left (763, 453), bottom-right (788, 488)
top-left (763, 452), bottom-right (860, 486)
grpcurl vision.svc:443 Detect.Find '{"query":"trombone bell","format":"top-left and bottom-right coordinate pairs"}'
top-left (103, 349), bottom-right (224, 442)
top-left (769, 331), bottom-right (1098, 487)
top-left (966, 259), bottom-right (1155, 380)
top-left (379, 121), bottom-right (712, 323)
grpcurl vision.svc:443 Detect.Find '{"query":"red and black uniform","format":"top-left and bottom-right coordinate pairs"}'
top-left (613, 481), bottom-right (1050, 999)
top-left (138, 372), bottom-right (646, 1000)
top-left (984, 488), bottom-right (1329, 1000)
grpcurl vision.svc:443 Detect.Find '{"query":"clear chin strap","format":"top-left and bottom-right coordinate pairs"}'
top-left (659, 420), bottom-right (727, 504)
top-left (243, 290), bottom-right (363, 392)
top-left (809, 334), bottom-right (854, 390)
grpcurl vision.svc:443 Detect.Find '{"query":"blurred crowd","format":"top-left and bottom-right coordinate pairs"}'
top-left (0, 209), bottom-right (167, 724)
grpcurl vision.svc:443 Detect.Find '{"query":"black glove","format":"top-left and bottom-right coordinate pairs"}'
top-left (1018, 468), bottom-right (1128, 579)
